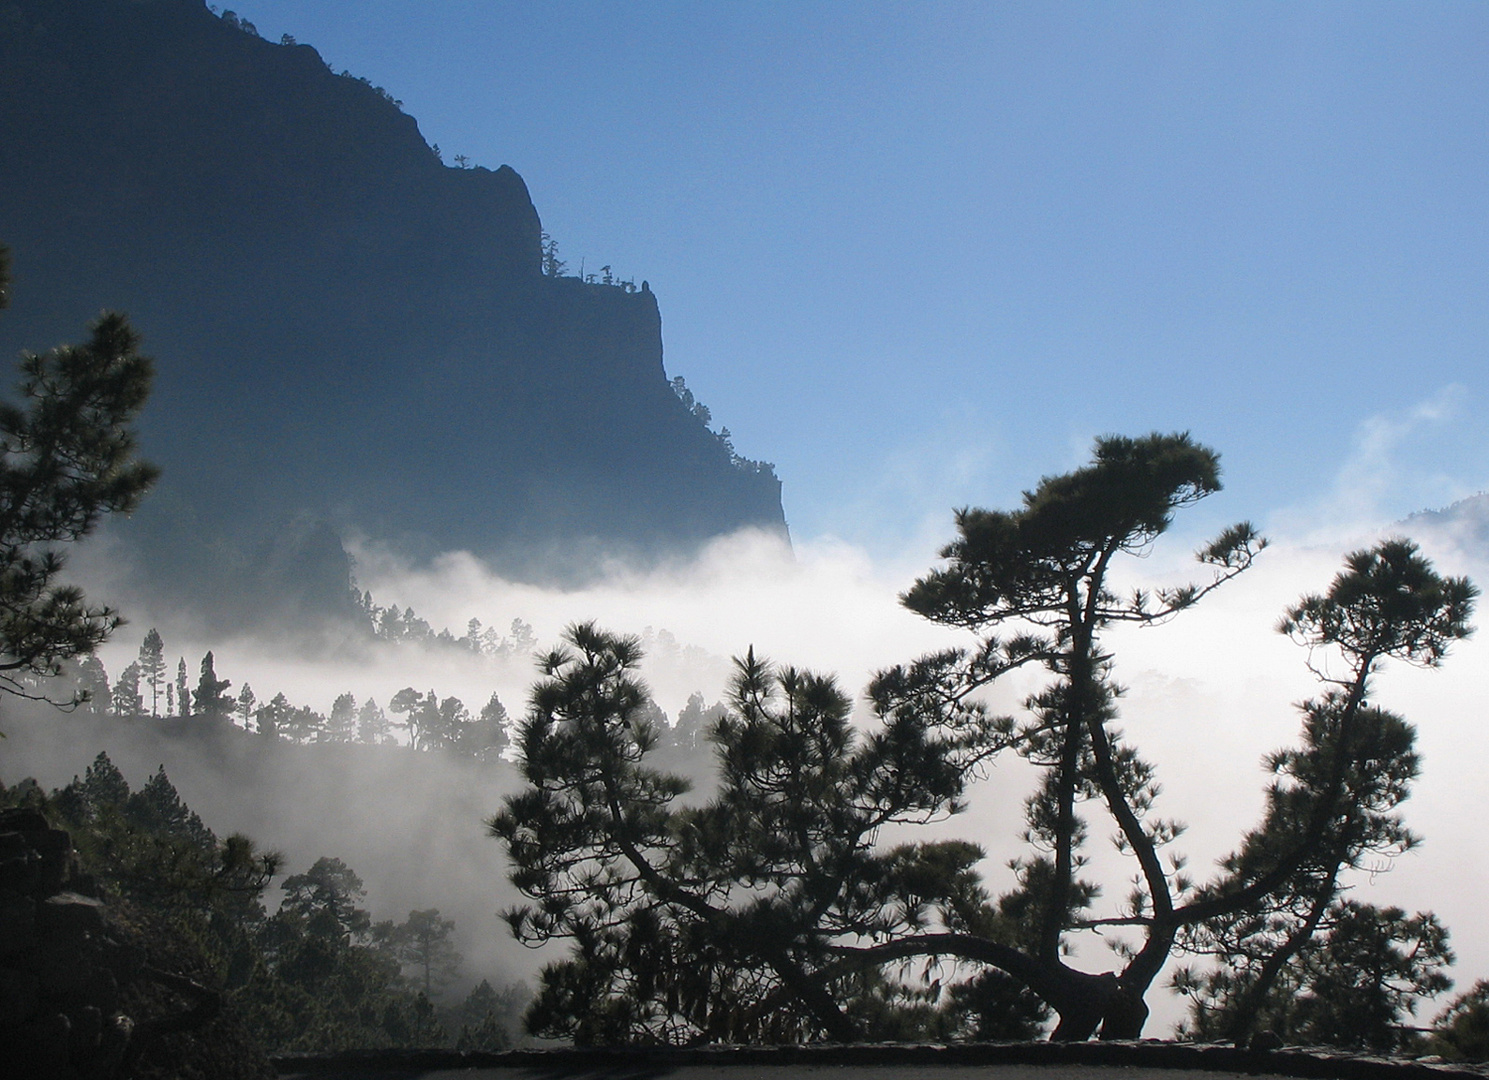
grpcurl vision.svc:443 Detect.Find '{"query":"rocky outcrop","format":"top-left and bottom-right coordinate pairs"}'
top-left (0, 806), bottom-right (268, 1080)
top-left (0, 807), bottom-right (129, 1079)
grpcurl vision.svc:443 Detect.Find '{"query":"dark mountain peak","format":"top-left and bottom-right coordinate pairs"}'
top-left (0, 0), bottom-right (787, 630)
top-left (2, 0), bottom-right (543, 284)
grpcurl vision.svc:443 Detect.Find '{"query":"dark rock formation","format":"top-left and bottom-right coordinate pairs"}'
top-left (0, 0), bottom-right (786, 627)
top-left (0, 806), bottom-right (272, 1079)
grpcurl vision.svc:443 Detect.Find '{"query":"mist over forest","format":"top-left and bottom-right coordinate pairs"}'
top-left (6, 495), bottom-right (1486, 1061)
top-left (2, 0), bottom-right (1488, 1075)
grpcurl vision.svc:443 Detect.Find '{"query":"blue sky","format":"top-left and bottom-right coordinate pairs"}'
top-left (232, 1), bottom-right (1489, 556)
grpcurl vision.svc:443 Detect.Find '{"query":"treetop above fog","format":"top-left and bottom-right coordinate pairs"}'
top-left (494, 432), bottom-right (1475, 1048)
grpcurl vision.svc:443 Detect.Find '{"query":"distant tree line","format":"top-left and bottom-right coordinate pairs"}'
top-left (36, 624), bottom-right (724, 769)
top-left (357, 592), bottom-right (538, 659)
top-left (209, 7), bottom-right (260, 38)
top-left (540, 232), bottom-right (643, 293)
top-left (208, 6), bottom-right (406, 109)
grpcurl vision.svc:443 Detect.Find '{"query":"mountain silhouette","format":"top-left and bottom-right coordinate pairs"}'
top-left (1404, 493), bottom-right (1489, 556)
top-left (0, 0), bottom-right (786, 628)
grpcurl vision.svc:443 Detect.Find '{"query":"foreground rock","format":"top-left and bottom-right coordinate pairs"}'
top-left (0, 806), bottom-right (272, 1080)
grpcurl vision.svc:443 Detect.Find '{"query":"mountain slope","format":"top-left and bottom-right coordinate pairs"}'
top-left (0, 0), bottom-right (785, 622)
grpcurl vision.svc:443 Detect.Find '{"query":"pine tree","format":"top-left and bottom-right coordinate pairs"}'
top-left (283, 703), bottom-right (325, 744)
top-left (254, 692), bottom-right (291, 739)
top-left (236, 683), bottom-right (256, 728)
top-left (139, 628), bottom-right (166, 716)
top-left (461, 691), bottom-right (509, 760)
top-left (74, 655), bottom-right (110, 716)
top-left (128, 766), bottom-right (215, 849)
top-left (1171, 539), bottom-right (1474, 1045)
top-left (357, 697), bottom-right (390, 744)
top-left (390, 687), bottom-right (445, 748)
top-left (110, 661), bottom-right (143, 717)
top-left (0, 245), bottom-right (158, 703)
top-left (455, 979), bottom-right (513, 1050)
top-left (326, 692), bottom-right (358, 742)
top-left (175, 657), bottom-right (189, 717)
top-left (192, 650), bottom-right (233, 718)
top-left (669, 690), bottom-right (726, 755)
top-left (1431, 982), bottom-right (1489, 1061)
top-left (279, 856), bottom-right (371, 940)
top-left (495, 438), bottom-right (1474, 1044)
top-left (78, 751), bottom-right (130, 814)
top-left (389, 908), bottom-right (462, 998)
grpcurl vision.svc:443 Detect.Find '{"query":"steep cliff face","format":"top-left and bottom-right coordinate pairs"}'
top-left (0, 0), bottom-right (785, 616)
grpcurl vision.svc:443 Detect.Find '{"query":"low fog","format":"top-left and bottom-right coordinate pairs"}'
top-left (4, 486), bottom-right (1486, 1035)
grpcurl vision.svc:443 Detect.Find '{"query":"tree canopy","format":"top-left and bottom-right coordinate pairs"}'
top-left (491, 622), bottom-right (1005, 1044)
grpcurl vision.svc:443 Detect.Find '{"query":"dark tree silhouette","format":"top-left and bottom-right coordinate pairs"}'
top-left (255, 691), bottom-right (291, 740)
top-left (879, 431), bottom-right (1266, 1038)
top-left (1202, 901), bottom-right (1452, 1052)
top-left (327, 692), bottom-right (358, 742)
top-left (0, 244), bottom-right (157, 702)
top-left (357, 697), bottom-right (391, 744)
top-left (280, 857), bottom-right (371, 942)
top-left (385, 908), bottom-right (461, 999)
top-left (462, 692), bottom-right (510, 761)
top-left (73, 654), bottom-right (110, 715)
top-left (175, 657), bottom-right (189, 717)
top-left (192, 650), bottom-right (233, 718)
top-left (1172, 538), bottom-right (1474, 1045)
top-left (492, 435), bottom-right (1474, 1045)
top-left (492, 623), bottom-right (1005, 1044)
top-left (236, 683), bottom-right (256, 728)
top-left (111, 660), bottom-right (143, 718)
top-left (880, 451), bottom-right (1470, 1040)
top-left (139, 628), bottom-right (166, 716)
top-left (1431, 981), bottom-right (1489, 1061)
top-left (455, 978), bottom-right (522, 1050)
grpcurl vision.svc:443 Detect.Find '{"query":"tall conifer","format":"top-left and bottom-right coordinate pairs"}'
top-left (138, 628), bottom-right (166, 716)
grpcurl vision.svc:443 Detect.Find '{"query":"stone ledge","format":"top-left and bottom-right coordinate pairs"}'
top-left (270, 1041), bottom-right (1489, 1080)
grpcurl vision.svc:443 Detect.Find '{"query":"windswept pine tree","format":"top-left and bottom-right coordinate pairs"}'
top-left (493, 435), bottom-right (1474, 1044)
